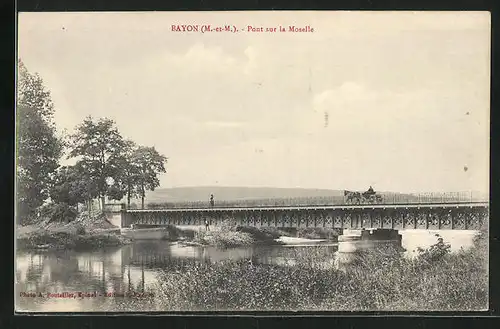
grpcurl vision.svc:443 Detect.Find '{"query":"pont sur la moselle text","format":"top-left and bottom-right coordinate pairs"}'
top-left (171, 24), bottom-right (314, 33)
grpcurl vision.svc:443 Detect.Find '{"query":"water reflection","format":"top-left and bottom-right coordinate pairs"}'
top-left (16, 230), bottom-right (478, 312)
top-left (15, 241), bottom-right (338, 312)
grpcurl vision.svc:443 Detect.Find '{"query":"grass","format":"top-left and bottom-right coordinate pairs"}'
top-left (153, 231), bottom-right (488, 311)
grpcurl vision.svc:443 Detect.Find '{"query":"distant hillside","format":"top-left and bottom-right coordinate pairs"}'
top-left (140, 186), bottom-right (346, 203)
top-left (123, 186), bottom-right (485, 206)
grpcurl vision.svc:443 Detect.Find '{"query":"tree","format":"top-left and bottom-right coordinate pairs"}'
top-left (17, 60), bottom-right (55, 119)
top-left (74, 160), bottom-right (101, 214)
top-left (68, 116), bottom-right (126, 211)
top-left (50, 166), bottom-right (85, 206)
top-left (132, 146), bottom-right (167, 209)
top-left (50, 164), bottom-right (99, 214)
top-left (110, 140), bottom-right (141, 207)
top-left (16, 60), bottom-right (63, 222)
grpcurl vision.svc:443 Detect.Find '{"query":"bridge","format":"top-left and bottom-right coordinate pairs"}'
top-left (110, 201), bottom-right (488, 231)
top-left (103, 196), bottom-right (488, 270)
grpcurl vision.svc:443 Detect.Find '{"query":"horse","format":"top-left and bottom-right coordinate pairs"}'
top-left (344, 190), bottom-right (362, 204)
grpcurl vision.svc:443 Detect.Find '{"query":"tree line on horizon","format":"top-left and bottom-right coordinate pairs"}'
top-left (17, 60), bottom-right (167, 224)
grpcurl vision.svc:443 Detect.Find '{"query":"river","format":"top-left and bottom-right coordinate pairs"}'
top-left (15, 240), bottom-right (340, 312)
top-left (15, 229), bottom-right (479, 312)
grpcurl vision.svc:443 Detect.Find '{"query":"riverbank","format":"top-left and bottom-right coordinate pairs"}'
top-left (17, 213), bottom-right (340, 251)
top-left (174, 225), bottom-right (338, 248)
top-left (174, 225), bottom-right (284, 248)
top-left (16, 214), bottom-right (132, 251)
top-left (154, 231), bottom-right (488, 311)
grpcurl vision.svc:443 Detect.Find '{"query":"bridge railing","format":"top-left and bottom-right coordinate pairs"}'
top-left (144, 191), bottom-right (487, 209)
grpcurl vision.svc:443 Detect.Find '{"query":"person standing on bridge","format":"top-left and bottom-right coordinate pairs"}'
top-left (205, 194), bottom-right (214, 231)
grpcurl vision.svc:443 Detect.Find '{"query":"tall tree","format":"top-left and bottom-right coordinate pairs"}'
top-left (17, 60), bottom-right (55, 119)
top-left (16, 60), bottom-right (63, 222)
top-left (68, 116), bottom-right (126, 211)
top-left (132, 146), bottom-right (167, 209)
top-left (74, 160), bottom-right (101, 214)
top-left (110, 140), bottom-right (141, 207)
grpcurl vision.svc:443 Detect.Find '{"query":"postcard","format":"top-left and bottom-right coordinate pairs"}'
top-left (15, 11), bottom-right (490, 313)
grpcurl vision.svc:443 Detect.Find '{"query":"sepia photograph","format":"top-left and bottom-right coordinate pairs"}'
top-left (15, 11), bottom-right (490, 312)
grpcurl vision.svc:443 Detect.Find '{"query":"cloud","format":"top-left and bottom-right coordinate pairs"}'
top-left (312, 81), bottom-right (448, 136)
top-left (17, 12), bottom-right (490, 193)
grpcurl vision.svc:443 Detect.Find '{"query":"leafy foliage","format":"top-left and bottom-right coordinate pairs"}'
top-left (39, 202), bottom-right (78, 223)
top-left (17, 61), bottom-right (169, 222)
top-left (67, 122), bottom-right (168, 209)
top-left (416, 234), bottom-right (451, 262)
top-left (17, 60), bottom-right (55, 119)
top-left (109, 139), bottom-right (140, 205)
top-left (16, 61), bottom-right (63, 222)
top-left (50, 165), bottom-right (96, 206)
top-left (68, 116), bottom-right (126, 209)
top-left (131, 146), bottom-right (167, 208)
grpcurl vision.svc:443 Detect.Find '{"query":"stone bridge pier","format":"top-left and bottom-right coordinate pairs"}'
top-left (334, 229), bottom-right (403, 270)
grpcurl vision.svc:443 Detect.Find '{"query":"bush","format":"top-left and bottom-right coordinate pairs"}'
top-left (39, 202), bottom-right (78, 223)
top-left (416, 233), bottom-right (451, 262)
top-left (218, 218), bottom-right (238, 231)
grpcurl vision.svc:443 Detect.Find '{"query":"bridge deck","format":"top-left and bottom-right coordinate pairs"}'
top-left (127, 201), bottom-right (488, 212)
top-left (119, 202), bottom-right (488, 230)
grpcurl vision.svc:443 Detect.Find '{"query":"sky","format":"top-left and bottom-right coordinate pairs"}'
top-left (17, 11), bottom-right (491, 193)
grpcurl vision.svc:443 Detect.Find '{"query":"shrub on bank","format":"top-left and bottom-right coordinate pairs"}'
top-left (155, 233), bottom-right (488, 311)
top-left (187, 218), bottom-right (282, 248)
top-left (17, 231), bottom-right (74, 250)
top-left (16, 228), bottom-right (131, 251)
top-left (194, 230), bottom-right (254, 248)
top-left (73, 233), bottom-right (130, 250)
top-left (39, 202), bottom-right (78, 223)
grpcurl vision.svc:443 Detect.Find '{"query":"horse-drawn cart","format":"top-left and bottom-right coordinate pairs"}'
top-left (344, 187), bottom-right (383, 204)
